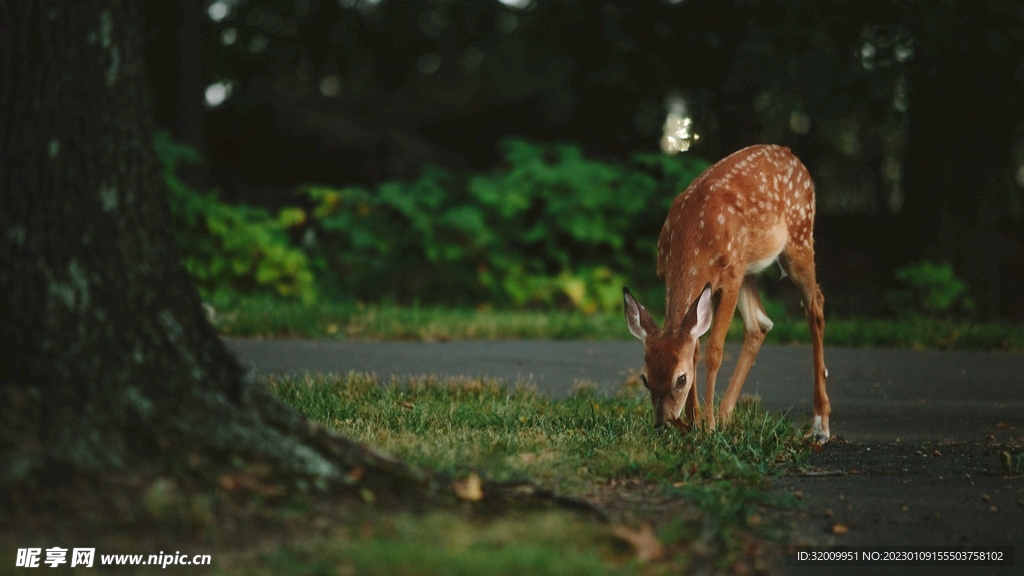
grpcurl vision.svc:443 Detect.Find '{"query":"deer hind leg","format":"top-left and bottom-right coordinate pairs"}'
top-left (781, 245), bottom-right (831, 444)
top-left (702, 277), bottom-right (742, 431)
top-left (719, 275), bottom-right (771, 423)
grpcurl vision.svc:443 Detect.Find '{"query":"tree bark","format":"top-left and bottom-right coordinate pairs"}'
top-left (0, 0), bottom-right (419, 496)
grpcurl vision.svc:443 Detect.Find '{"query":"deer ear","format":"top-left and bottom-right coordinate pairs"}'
top-left (684, 283), bottom-right (714, 338)
top-left (623, 287), bottom-right (657, 341)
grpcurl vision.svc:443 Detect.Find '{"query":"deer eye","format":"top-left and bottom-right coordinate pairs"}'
top-left (640, 374), bottom-right (650, 389)
top-left (675, 374), bottom-right (687, 390)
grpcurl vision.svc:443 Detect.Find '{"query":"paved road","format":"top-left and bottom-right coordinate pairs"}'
top-left (225, 338), bottom-right (1024, 574)
top-left (224, 338), bottom-right (1024, 442)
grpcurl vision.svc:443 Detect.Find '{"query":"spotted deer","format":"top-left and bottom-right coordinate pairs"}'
top-left (623, 144), bottom-right (831, 444)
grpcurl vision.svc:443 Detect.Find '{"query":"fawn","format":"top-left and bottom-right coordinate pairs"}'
top-left (623, 144), bottom-right (831, 444)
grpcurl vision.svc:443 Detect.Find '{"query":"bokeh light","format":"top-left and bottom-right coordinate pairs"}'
top-left (660, 95), bottom-right (699, 154)
top-left (204, 81), bottom-right (232, 107)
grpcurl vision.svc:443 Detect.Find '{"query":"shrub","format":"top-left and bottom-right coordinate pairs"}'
top-left (155, 131), bottom-right (316, 304)
top-left (301, 139), bottom-right (709, 312)
top-left (885, 261), bottom-right (974, 318)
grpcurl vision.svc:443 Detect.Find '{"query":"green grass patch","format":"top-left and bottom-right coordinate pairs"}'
top-left (213, 298), bottom-right (629, 341)
top-left (242, 512), bottom-right (629, 576)
top-left (213, 297), bottom-right (1024, 351)
top-left (248, 373), bottom-right (810, 574)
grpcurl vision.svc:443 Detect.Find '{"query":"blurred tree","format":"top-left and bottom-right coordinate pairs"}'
top-left (146, 0), bottom-right (207, 187)
top-left (174, 0), bottom-right (1023, 318)
top-left (897, 0), bottom-right (1024, 320)
top-left (0, 0), bottom-right (426, 497)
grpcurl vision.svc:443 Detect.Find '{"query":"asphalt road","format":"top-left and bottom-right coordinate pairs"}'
top-left (225, 338), bottom-right (1024, 574)
top-left (224, 338), bottom-right (1024, 442)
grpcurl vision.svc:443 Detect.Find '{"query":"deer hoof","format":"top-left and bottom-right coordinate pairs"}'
top-left (809, 415), bottom-right (830, 445)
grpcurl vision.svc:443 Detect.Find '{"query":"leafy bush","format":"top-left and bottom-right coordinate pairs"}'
top-left (301, 140), bottom-right (709, 312)
top-left (155, 131), bottom-right (316, 304)
top-left (885, 261), bottom-right (974, 317)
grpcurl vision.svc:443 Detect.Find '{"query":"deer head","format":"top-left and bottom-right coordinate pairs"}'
top-left (623, 284), bottom-right (713, 429)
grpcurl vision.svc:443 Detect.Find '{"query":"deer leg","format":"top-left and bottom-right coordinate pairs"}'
top-left (683, 344), bottom-right (701, 423)
top-left (782, 246), bottom-right (831, 444)
top-left (719, 275), bottom-right (771, 423)
top-left (702, 278), bottom-right (742, 431)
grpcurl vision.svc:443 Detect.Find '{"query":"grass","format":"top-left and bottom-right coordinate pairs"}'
top-left (211, 297), bottom-right (1024, 351)
top-left (232, 372), bottom-right (814, 575)
top-left (239, 512), bottom-right (632, 576)
top-left (212, 299), bottom-right (626, 341)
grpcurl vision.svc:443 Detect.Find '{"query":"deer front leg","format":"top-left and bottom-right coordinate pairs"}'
top-left (683, 344), bottom-right (701, 424)
top-left (702, 280), bottom-right (741, 431)
top-left (719, 275), bottom-right (771, 422)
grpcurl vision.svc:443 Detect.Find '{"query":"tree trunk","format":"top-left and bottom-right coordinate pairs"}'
top-left (900, 1), bottom-right (1018, 320)
top-left (0, 0), bottom-right (419, 496)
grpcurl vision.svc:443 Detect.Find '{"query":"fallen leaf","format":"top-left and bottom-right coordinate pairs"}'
top-left (831, 523), bottom-right (849, 535)
top-left (256, 483), bottom-right (285, 498)
top-left (516, 452), bottom-right (537, 464)
top-left (453, 473), bottom-right (484, 501)
top-left (347, 466), bottom-right (365, 482)
top-left (613, 523), bottom-right (664, 563)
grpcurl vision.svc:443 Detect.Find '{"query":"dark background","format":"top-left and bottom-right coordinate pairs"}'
top-left (143, 0), bottom-right (1024, 320)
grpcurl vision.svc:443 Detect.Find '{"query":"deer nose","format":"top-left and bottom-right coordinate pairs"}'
top-left (653, 418), bottom-right (665, 429)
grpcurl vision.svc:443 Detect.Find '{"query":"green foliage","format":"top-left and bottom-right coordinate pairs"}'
top-left (885, 261), bottom-right (974, 317)
top-left (155, 131), bottom-right (316, 304)
top-left (301, 140), bottom-right (709, 312)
